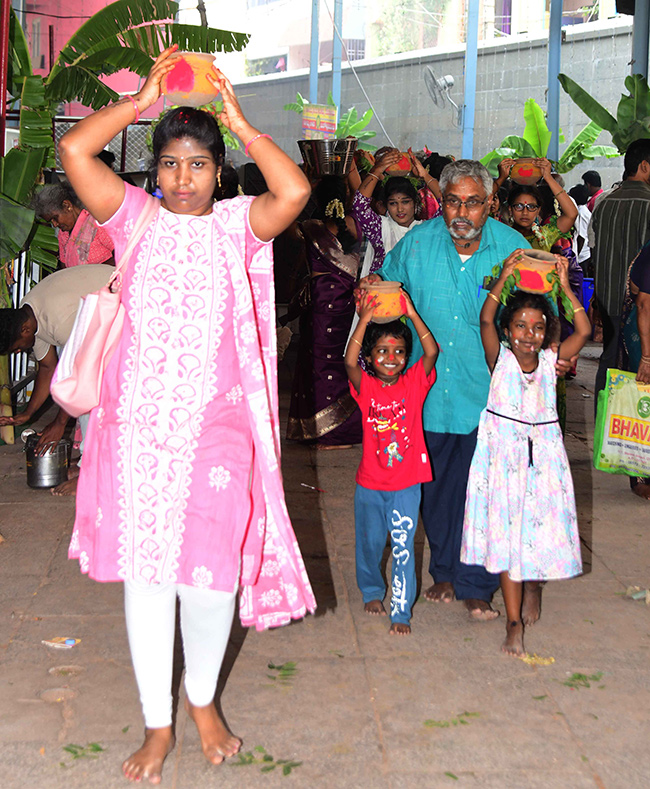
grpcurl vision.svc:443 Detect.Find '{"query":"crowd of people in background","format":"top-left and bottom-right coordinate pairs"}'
top-left (3, 53), bottom-right (650, 779)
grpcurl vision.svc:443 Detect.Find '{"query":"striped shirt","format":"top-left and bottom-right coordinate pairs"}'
top-left (379, 216), bottom-right (528, 435)
top-left (591, 180), bottom-right (650, 317)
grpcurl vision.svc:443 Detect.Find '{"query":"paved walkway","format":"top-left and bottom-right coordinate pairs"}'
top-left (1, 346), bottom-right (649, 788)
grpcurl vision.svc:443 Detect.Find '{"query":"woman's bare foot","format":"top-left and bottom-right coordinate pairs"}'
top-left (464, 599), bottom-right (500, 621)
top-left (521, 582), bottom-right (543, 626)
top-left (501, 620), bottom-right (525, 656)
top-left (389, 622), bottom-right (411, 636)
top-left (364, 600), bottom-right (386, 616)
top-left (423, 581), bottom-right (455, 602)
top-left (185, 698), bottom-right (241, 765)
top-left (122, 726), bottom-right (175, 784)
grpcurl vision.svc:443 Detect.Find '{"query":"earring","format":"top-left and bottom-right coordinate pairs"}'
top-left (217, 171), bottom-right (222, 190)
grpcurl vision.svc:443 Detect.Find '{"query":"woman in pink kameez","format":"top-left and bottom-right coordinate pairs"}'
top-left (58, 46), bottom-right (315, 784)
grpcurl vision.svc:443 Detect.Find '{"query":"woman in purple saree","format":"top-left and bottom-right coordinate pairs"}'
top-left (287, 176), bottom-right (362, 448)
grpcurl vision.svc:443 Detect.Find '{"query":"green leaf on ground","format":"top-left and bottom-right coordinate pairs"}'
top-left (425, 712), bottom-right (480, 728)
top-left (121, 726), bottom-right (130, 733)
top-left (445, 771), bottom-right (459, 780)
top-left (562, 671), bottom-right (603, 690)
top-left (229, 748), bottom-right (302, 775)
top-left (532, 695), bottom-right (548, 700)
top-left (60, 742), bottom-right (106, 766)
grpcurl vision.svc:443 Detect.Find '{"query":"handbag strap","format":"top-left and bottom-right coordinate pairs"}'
top-left (108, 194), bottom-right (160, 291)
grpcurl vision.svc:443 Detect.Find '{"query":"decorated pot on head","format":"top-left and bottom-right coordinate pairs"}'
top-left (360, 280), bottom-right (407, 323)
top-left (385, 152), bottom-right (412, 174)
top-left (510, 158), bottom-right (543, 186)
top-left (515, 249), bottom-right (556, 294)
top-left (161, 52), bottom-right (219, 107)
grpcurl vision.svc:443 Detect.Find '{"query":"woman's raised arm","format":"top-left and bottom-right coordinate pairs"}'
top-left (58, 46), bottom-right (180, 224)
top-left (209, 70), bottom-right (310, 241)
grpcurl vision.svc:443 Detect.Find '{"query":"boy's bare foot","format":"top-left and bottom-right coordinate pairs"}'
top-left (185, 698), bottom-right (241, 765)
top-left (501, 620), bottom-right (525, 656)
top-left (122, 726), bottom-right (175, 784)
top-left (389, 622), bottom-right (411, 636)
top-left (423, 581), bottom-right (455, 602)
top-left (522, 582), bottom-right (543, 626)
top-left (464, 599), bottom-right (500, 621)
top-left (364, 600), bottom-right (386, 616)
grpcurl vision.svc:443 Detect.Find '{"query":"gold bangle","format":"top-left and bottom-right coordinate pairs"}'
top-left (641, 356), bottom-right (650, 364)
top-left (487, 292), bottom-right (501, 304)
top-left (351, 337), bottom-right (363, 346)
top-left (573, 306), bottom-right (585, 314)
top-left (554, 188), bottom-right (566, 196)
top-left (419, 332), bottom-right (431, 341)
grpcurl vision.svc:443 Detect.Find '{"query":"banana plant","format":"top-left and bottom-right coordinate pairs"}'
top-left (283, 91), bottom-right (377, 150)
top-left (558, 73), bottom-right (650, 153)
top-left (480, 98), bottom-right (618, 176)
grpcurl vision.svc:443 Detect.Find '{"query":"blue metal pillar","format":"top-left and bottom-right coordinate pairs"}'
top-left (332, 0), bottom-right (343, 111)
top-left (631, 0), bottom-right (650, 78)
top-left (309, 0), bottom-right (319, 103)
top-left (461, 0), bottom-right (479, 159)
top-left (547, 0), bottom-right (563, 162)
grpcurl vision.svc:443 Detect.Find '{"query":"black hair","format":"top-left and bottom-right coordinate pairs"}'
top-left (0, 307), bottom-right (28, 355)
top-left (499, 291), bottom-right (558, 349)
top-left (422, 152), bottom-right (453, 181)
top-left (97, 150), bottom-right (116, 169)
top-left (152, 106), bottom-right (225, 169)
top-left (568, 184), bottom-right (589, 205)
top-left (508, 183), bottom-right (543, 209)
top-left (624, 138), bottom-right (650, 177)
top-left (384, 176), bottom-right (418, 203)
top-left (215, 163), bottom-right (240, 201)
top-left (582, 169), bottom-right (601, 188)
top-left (313, 175), bottom-right (356, 254)
top-left (362, 319), bottom-right (413, 373)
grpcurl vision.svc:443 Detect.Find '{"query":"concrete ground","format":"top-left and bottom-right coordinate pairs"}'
top-left (1, 344), bottom-right (649, 789)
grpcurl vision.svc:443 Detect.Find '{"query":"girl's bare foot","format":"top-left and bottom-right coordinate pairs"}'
top-left (122, 726), bottom-right (175, 784)
top-left (423, 581), bottom-right (455, 602)
top-left (522, 582), bottom-right (543, 626)
top-left (364, 600), bottom-right (386, 615)
top-left (501, 620), bottom-right (525, 656)
top-left (185, 698), bottom-right (241, 765)
top-left (389, 622), bottom-right (411, 636)
top-left (464, 598), bottom-right (500, 621)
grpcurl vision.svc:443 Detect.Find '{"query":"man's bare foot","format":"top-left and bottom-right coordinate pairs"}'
top-left (52, 465), bottom-right (80, 497)
top-left (521, 582), bottom-right (543, 626)
top-left (122, 726), bottom-right (175, 784)
top-left (185, 698), bottom-right (241, 765)
top-left (364, 600), bottom-right (387, 616)
top-left (464, 599), bottom-right (500, 621)
top-left (501, 620), bottom-right (525, 656)
top-left (423, 582), bottom-right (455, 602)
top-left (632, 483), bottom-right (650, 500)
top-left (389, 622), bottom-right (411, 636)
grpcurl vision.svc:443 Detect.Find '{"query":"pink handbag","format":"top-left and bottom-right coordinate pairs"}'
top-left (51, 196), bottom-right (159, 418)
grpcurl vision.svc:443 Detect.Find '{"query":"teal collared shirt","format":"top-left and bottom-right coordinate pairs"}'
top-left (379, 216), bottom-right (530, 435)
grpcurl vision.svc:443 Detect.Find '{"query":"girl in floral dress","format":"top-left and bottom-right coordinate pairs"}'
top-left (461, 251), bottom-right (591, 657)
top-left (58, 46), bottom-right (315, 784)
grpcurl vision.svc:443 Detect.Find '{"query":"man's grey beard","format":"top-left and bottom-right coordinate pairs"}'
top-left (448, 217), bottom-right (483, 241)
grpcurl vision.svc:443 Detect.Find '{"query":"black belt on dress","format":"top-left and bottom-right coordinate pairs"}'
top-left (485, 409), bottom-right (559, 467)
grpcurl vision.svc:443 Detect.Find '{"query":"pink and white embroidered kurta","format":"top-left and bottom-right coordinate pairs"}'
top-left (70, 184), bottom-right (316, 630)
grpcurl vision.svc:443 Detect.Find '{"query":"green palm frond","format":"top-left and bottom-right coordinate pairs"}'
top-left (76, 46), bottom-right (155, 78)
top-left (0, 148), bottom-right (46, 204)
top-left (46, 67), bottom-right (120, 110)
top-left (8, 9), bottom-right (31, 97)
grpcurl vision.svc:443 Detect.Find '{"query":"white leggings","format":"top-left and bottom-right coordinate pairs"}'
top-left (124, 580), bottom-right (236, 729)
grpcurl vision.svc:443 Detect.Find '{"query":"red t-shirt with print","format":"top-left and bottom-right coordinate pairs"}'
top-left (350, 357), bottom-right (436, 491)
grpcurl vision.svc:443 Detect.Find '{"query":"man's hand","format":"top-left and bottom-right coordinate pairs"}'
top-left (637, 358), bottom-right (650, 385)
top-left (550, 342), bottom-right (577, 377)
top-left (0, 412), bottom-right (31, 428)
top-left (35, 420), bottom-right (67, 455)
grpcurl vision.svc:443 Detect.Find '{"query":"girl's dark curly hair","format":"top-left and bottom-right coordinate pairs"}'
top-left (499, 290), bottom-right (557, 349)
top-left (313, 176), bottom-right (356, 254)
top-left (362, 319), bottom-right (413, 373)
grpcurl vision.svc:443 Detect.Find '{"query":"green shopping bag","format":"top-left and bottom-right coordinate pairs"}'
top-left (593, 369), bottom-right (650, 475)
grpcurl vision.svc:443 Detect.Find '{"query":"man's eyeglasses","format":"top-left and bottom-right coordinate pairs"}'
top-left (511, 202), bottom-right (540, 212)
top-left (443, 197), bottom-right (489, 210)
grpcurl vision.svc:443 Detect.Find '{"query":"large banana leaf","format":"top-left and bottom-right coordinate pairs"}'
top-left (619, 74), bottom-right (650, 129)
top-left (0, 198), bottom-right (35, 260)
top-left (0, 147), bottom-right (46, 204)
top-left (558, 73), bottom-right (618, 136)
top-left (522, 98), bottom-right (551, 158)
top-left (47, 66), bottom-right (121, 109)
top-left (18, 76), bottom-right (56, 165)
top-left (26, 222), bottom-right (59, 272)
top-left (8, 8), bottom-right (31, 98)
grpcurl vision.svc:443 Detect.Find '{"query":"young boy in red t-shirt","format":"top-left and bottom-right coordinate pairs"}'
top-left (345, 291), bottom-right (438, 635)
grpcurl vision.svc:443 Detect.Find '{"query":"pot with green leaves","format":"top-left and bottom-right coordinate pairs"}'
top-left (514, 249), bottom-right (556, 294)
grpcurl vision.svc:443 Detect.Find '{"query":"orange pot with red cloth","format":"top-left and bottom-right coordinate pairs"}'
top-left (360, 281), bottom-right (407, 323)
top-left (162, 52), bottom-right (218, 107)
top-left (515, 249), bottom-right (556, 294)
top-left (510, 158), bottom-right (543, 186)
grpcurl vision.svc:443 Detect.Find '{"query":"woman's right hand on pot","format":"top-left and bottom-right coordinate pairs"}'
top-left (134, 45), bottom-right (180, 110)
